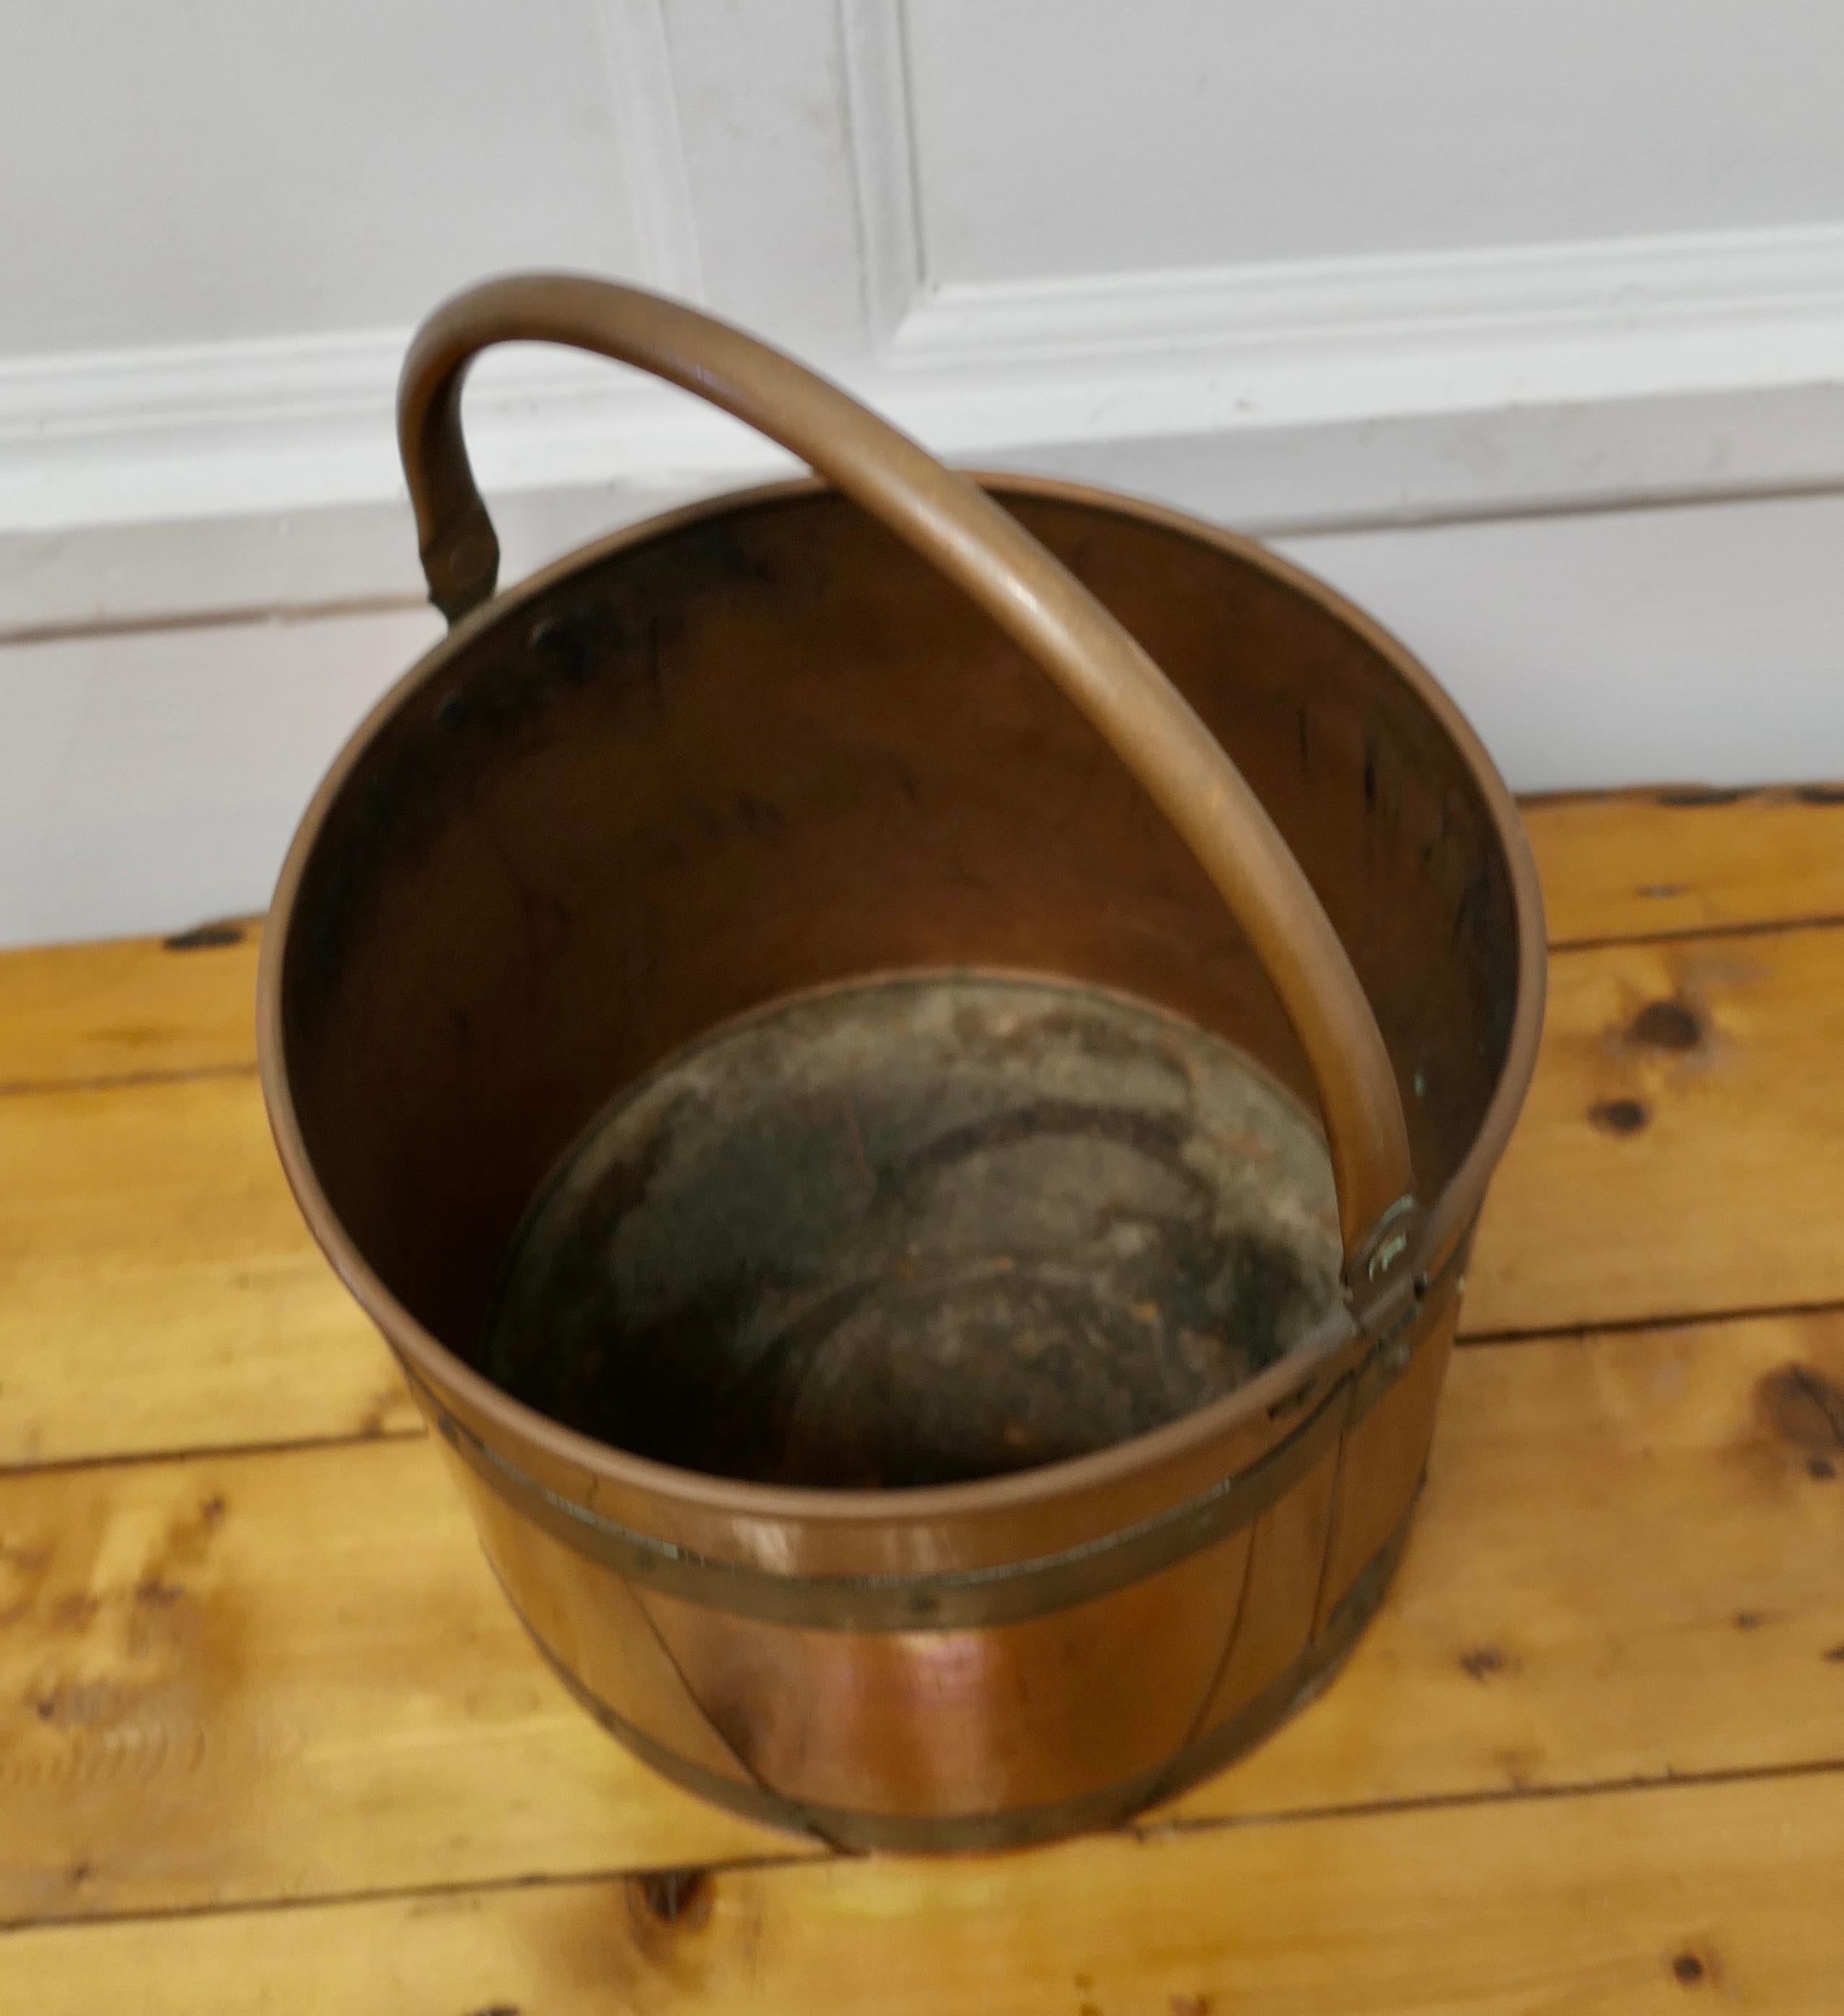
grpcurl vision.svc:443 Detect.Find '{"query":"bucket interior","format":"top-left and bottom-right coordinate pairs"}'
top-left (278, 484), bottom-right (1524, 1483)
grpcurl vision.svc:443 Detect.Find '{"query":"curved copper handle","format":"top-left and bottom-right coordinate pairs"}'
top-left (398, 274), bottom-right (1420, 1309)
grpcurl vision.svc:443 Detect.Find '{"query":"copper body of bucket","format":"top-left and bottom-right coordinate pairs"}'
top-left (258, 276), bottom-right (1545, 1851)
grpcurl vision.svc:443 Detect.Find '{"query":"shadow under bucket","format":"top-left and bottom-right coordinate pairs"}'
top-left (260, 274), bottom-right (1545, 1850)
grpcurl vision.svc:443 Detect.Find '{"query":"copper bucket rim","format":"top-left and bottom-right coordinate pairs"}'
top-left (258, 466), bottom-right (1545, 1527)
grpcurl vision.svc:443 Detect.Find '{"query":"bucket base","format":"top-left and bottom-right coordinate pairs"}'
top-left (486, 973), bottom-right (1341, 1489)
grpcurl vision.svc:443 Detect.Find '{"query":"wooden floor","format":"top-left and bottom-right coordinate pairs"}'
top-left (3, 786), bottom-right (1843, 2012)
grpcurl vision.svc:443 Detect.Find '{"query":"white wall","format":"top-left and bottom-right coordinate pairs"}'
top-left (903, 1), bottom-right (1844, 276)
top-left (4, 0), bottom-right (1844, 944)
top-left (0, 1), bottom-right (651, 354)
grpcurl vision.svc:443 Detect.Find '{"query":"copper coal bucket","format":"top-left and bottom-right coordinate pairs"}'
top-left (258, 276), bottom-right (1545, 1851)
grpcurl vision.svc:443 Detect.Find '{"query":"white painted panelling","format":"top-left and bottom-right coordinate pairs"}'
top-left (839, 0), bottom-right (928, 348)
top-left (5, 0), bottom-right (1844, 946)
top-left (1280, 492), bottom-right (1844, 794)
top-left (0, 328), bottom-right (786, 533)
top-left (0, 481), bottom-right (708, 639)
top-left (991, 385), bottom-right (1844, 540)
top-left (900, 0), bottom-right (1844, 282)
top-left (4, 1), bottom-right (1843, 576)
top-left (5, 488), bottom-right (1843, 949)
top-left (8, 3), bottom-right (1844, 565)
top-left (596, 0), bottom-right (706, 300)
top-left (0, 608), bottom-right (441, 948)
top-left (884, 224), bottom-right (1844, 390)
top-left (0, 1), bottom-right (649, 356)
top-left (10, 208), bottom-right (1844, 591)
top-left (18, 379), bottom-right (1844, 644)
top-left (657, 0), bottom-right (878, 360)
top-left (9, 297), bottom-right (1844, 630)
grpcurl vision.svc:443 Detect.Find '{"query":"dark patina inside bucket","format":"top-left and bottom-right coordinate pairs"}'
top-left (486, 972), bottom-right (1340, 1489)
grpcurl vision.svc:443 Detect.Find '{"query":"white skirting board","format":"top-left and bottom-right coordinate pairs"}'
top-left (4, 481), bottom-right (1843, 950)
